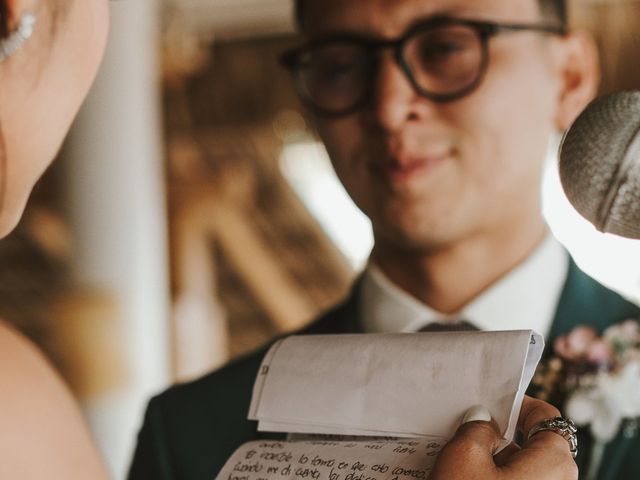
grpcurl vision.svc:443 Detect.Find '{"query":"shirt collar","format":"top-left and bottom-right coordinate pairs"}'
top-left (359, 234), bottom-right (569, 337)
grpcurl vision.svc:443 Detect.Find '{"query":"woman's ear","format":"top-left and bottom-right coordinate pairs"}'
top-left (554, 30), bottom-right (601, 131)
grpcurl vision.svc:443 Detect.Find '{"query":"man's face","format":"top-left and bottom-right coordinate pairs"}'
top-left (301, 0), bottom-right (568, 252)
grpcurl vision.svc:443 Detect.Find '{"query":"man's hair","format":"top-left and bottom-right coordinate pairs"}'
top-left (293, 0), bottom-right (567, 28)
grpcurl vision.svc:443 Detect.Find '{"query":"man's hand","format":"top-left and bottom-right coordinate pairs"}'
top-left (430, 397), bottom-right (578, 480)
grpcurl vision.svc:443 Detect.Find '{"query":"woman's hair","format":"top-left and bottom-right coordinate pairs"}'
top-left (0, 0), bottom-right (11, 39)
top-left (0, 0), bottom-right (11, 213)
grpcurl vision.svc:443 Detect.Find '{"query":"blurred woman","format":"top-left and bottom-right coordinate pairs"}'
top-left (0, 0), bottom-right (110, 478)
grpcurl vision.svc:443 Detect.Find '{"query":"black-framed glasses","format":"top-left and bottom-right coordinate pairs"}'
top-left (280, 17), bottom-right (566, 117)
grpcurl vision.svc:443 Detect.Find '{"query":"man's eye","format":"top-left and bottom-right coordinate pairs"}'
top-left (309, 53), bottom-right (366, 84)
top-left (318, 61), bottom-right (356, 78)
top-left (421, 42), bottom-right (466, 59)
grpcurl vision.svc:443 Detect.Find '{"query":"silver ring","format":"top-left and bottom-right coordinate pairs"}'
top-left (527, 416), bottom-right (578, 459)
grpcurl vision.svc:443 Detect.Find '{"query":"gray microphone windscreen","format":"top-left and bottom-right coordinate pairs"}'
top-left (559, 91), bottom-right (640, 239)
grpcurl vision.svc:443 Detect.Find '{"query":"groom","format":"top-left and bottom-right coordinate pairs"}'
top-left (129, 0), bottom-right (640, 479)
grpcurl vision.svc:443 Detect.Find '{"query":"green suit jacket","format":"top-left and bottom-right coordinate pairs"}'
top-left (128, 260), bottom-right (640, 480)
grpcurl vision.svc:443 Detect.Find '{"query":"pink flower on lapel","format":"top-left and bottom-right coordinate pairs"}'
top-left (586, 340), bottom-right (614, 365)
top-left (554, 326), bottom-right (598, 361)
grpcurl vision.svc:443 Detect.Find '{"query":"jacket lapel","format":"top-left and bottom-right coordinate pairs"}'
top-left (302, 277), bottom-right (364, 335)
top-left (548, 258), bottom-right (640, 343)
top-left (598, 432), bottom-right (638, 480)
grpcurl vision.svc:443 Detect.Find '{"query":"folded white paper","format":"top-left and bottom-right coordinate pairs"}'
top-left (249, 331), bottom-right (544, 448)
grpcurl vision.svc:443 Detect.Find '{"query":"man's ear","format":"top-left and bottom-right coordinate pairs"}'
top-left (554, 30), bottom-right (601, 131)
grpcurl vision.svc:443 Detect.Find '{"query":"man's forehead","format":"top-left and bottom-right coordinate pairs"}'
top-left (301, 0), bottom-right (542, 38)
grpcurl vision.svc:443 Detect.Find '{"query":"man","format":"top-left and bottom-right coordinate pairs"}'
top-left (129, 1), bottom-right (640, 478)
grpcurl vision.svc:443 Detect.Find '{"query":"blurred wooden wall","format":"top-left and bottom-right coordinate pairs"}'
top-left (164, 35), bottom-right (356, 380)
top-left (572, 0), bottom-right (640, 92)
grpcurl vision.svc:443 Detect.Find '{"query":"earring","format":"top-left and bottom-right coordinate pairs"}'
top-left (0, 12), bottom-right (36, 63)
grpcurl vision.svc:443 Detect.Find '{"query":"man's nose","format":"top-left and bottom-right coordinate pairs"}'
top-left (367, 53), bottom-right (426, 132)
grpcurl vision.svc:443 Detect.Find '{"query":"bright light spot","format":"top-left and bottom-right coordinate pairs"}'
top-left (543, 154), bottom-right (640, 303)
top-left (280, 141), bottom-right (373, 270)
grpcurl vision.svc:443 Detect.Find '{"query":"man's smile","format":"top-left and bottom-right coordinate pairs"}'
top-left (367, 148), bottom-right (452, 186)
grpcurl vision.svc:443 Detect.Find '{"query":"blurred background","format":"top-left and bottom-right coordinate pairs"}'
top-left (2, 0), bottom-right (639, 477)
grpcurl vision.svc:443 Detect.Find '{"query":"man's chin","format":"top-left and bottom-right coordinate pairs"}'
top-left (373, 222), bottom-right (460, 254)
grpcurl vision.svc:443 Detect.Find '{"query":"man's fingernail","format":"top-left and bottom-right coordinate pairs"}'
top-left (462, 405), bottom-right (492, 424)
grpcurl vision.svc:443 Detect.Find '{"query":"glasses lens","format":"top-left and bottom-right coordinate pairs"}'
top-left (404, 25), bottom-right (483, 97)
top-left (294, 42), bottom-right (372, 114)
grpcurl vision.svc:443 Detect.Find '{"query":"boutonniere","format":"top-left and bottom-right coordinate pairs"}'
top-left (532, 319), bottom-right (640, 443)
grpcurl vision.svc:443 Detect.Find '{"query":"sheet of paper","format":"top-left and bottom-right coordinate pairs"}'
top-left (218, 438), bottom-right (444, 480)
top-left (249, 331), bottom-right (544, 448)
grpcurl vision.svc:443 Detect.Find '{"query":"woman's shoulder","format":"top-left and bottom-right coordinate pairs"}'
top-left (0, 321), bottom-right (52, 374)
top-left (0, 321), bottom-right (110, 479)
top-left (0, 321), bottom-right (71, 399)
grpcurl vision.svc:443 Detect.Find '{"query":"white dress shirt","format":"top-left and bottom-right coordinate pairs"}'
top-left (359, 234), bottom-right (569, 337)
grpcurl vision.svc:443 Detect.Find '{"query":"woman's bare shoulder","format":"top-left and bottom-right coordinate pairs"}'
top-left (0, 322), bottom-right (110, 479)
top-left (0, 321), bottom-right (52, 373)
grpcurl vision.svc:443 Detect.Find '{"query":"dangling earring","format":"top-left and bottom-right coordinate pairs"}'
top-left (0, 12), bottom-right (36, 63)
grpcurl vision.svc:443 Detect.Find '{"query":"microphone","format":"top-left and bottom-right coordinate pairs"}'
top-left (559, 91), bottom-right (640, 240)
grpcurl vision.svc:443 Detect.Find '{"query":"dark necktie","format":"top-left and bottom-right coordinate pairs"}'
top-left (417, 320), bottom-right (479, 332)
